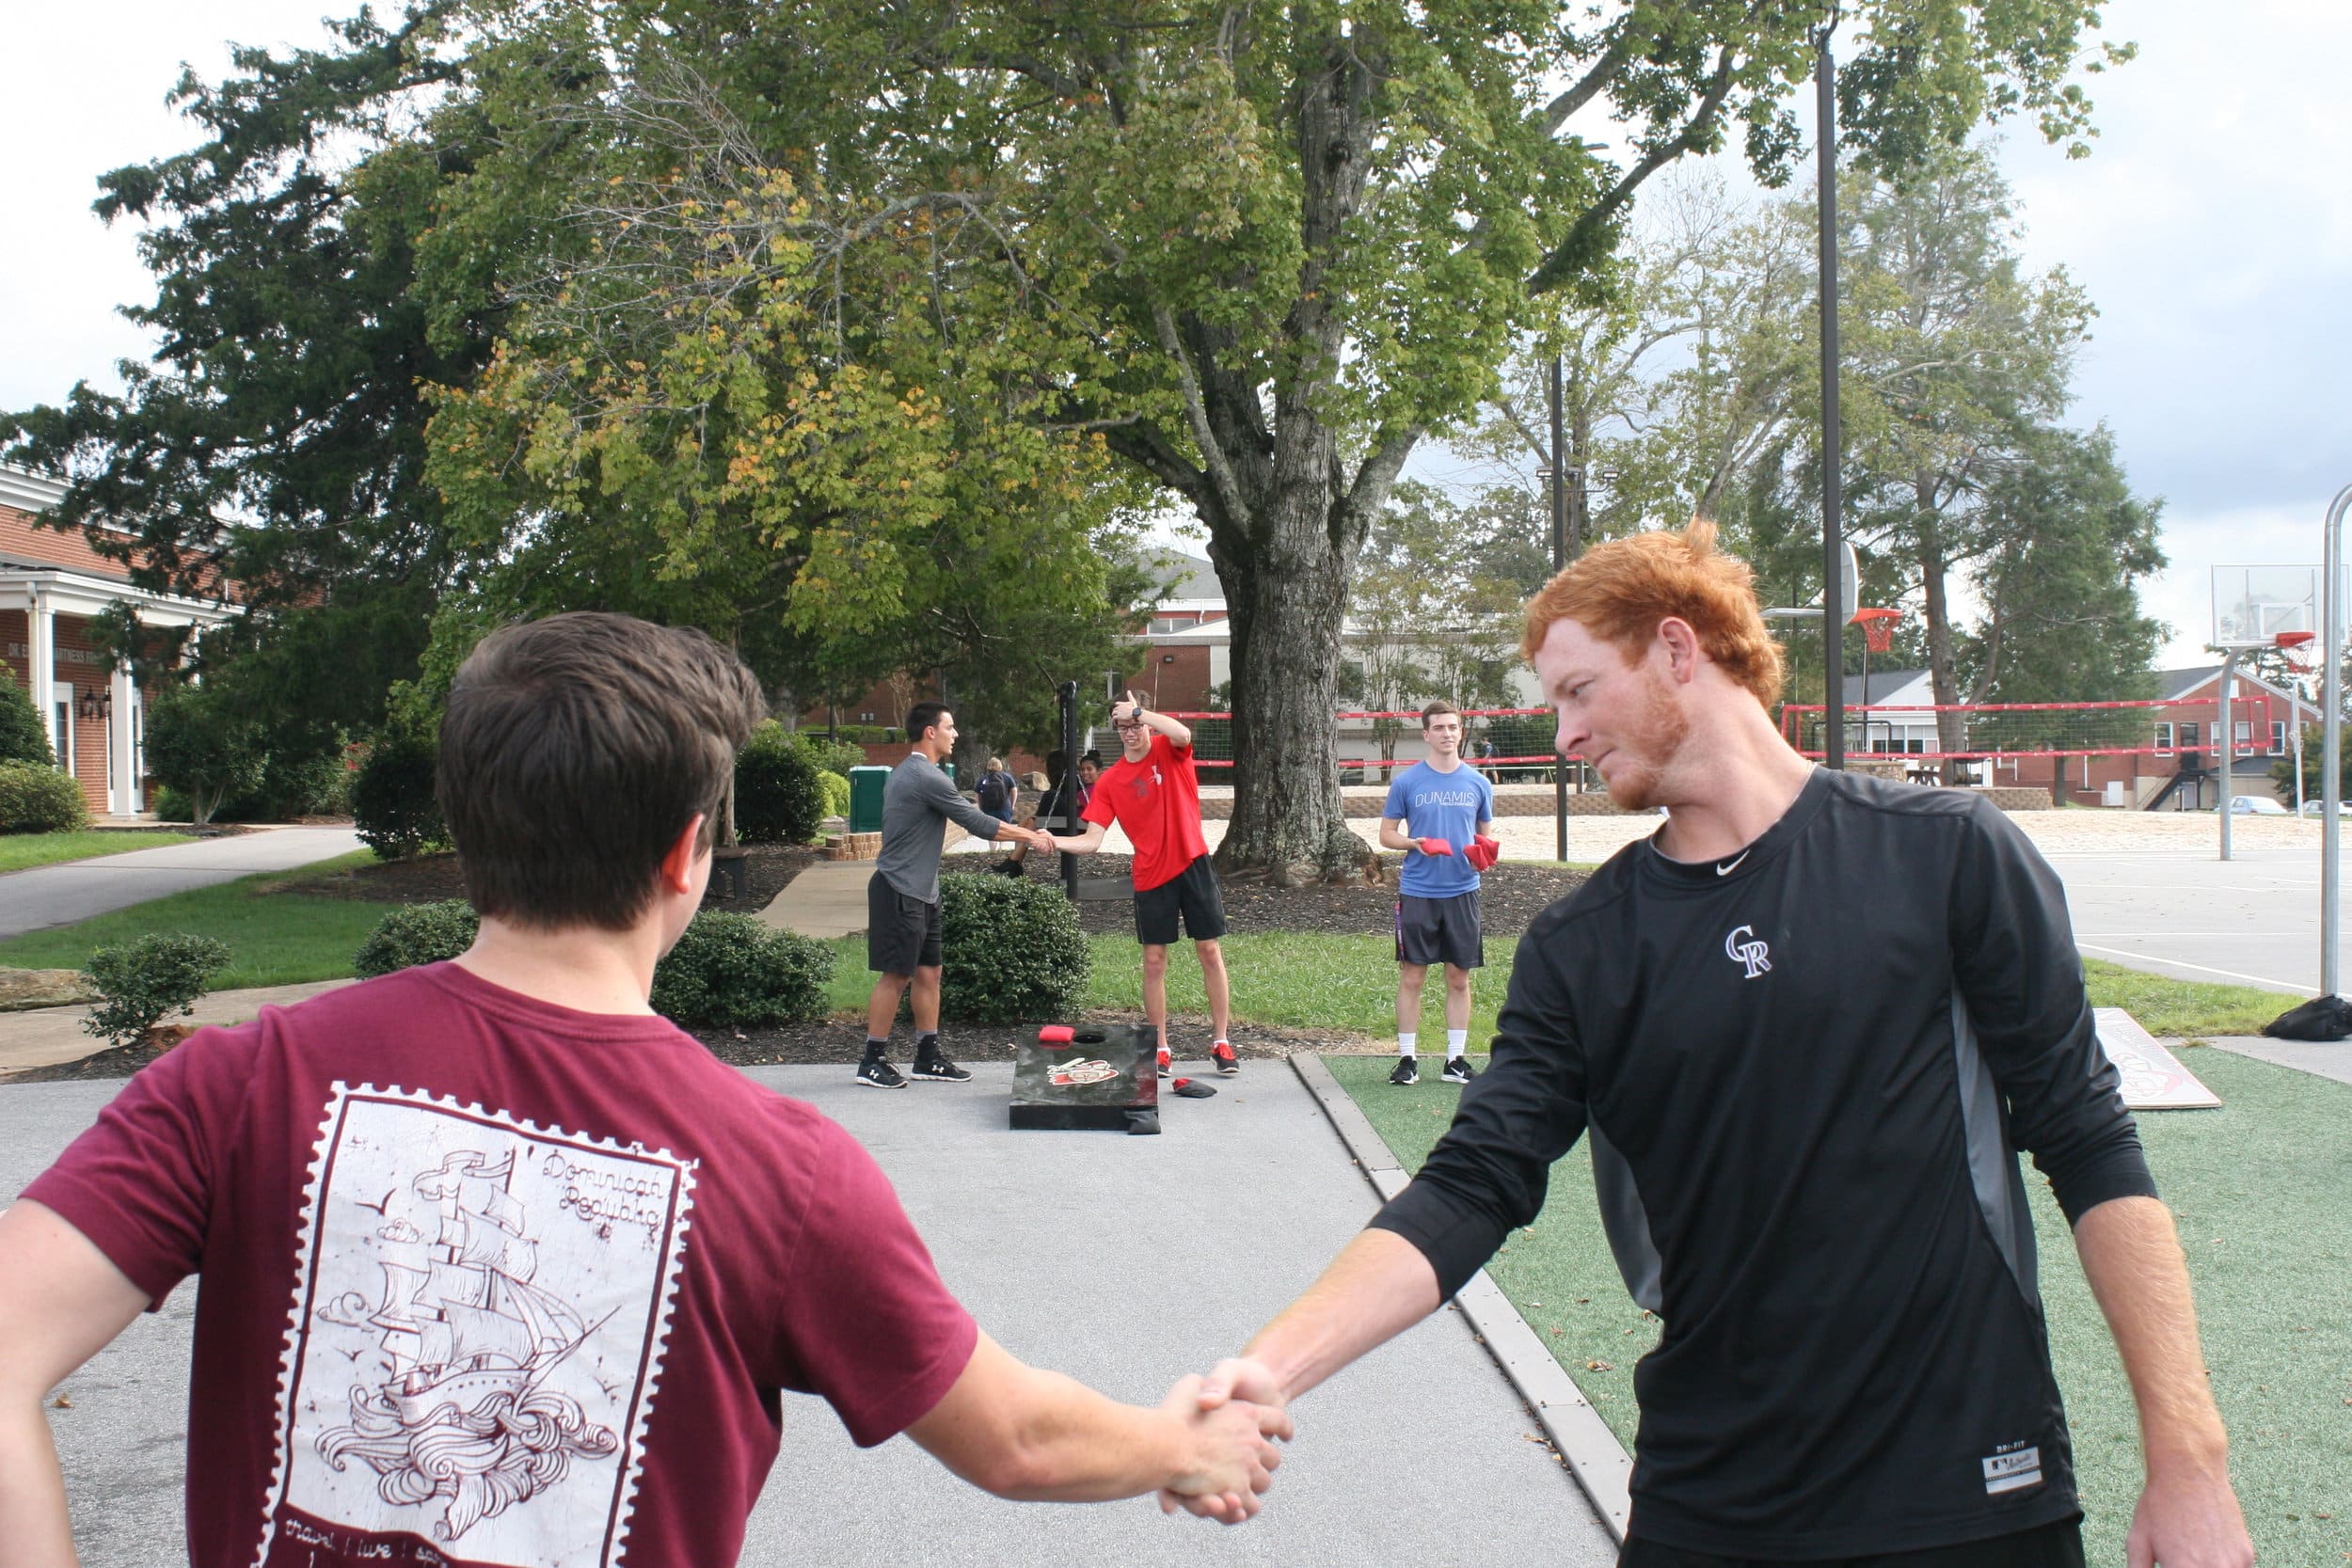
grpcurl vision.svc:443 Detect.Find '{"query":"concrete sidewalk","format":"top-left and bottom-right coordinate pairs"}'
top-left (2, 1060), bottom-right (1617, 1567)
top-left (0, 980), bottom-right (353, 1075)
top-left (0, 826), bottom-right (364, 939)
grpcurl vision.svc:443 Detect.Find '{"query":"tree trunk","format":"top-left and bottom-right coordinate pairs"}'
top-left (1916, 512), bottom-right (1967, 764)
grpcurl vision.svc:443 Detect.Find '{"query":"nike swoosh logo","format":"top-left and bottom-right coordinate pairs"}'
top-left (1715, 850), bottom-right (1750, 876)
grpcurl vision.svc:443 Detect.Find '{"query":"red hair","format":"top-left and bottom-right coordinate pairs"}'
top-left (1520, 518), bottom-right (1786, 707)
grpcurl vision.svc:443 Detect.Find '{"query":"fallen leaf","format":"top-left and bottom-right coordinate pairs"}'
top-left (1576, 1297), bottom-right (1589, 1305)
top-left (1585, 1359), bottom-right (1613, 1372)
top-left (50, 1395), bottom-right (72, 1409)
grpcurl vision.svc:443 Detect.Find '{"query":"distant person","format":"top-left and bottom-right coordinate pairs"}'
top-left (998, 751), bottom-right (1101, 878)
top-left (864, 705), bottom-right (1051, 1087)
top-left (0, 613), bottom-right (1286, 1568)
top-left (1039, 698), bottom-right (1236, 1078)
top-left (976, 755), bottom-right (1020, 826)
top-left (1473, 732), bottom-right (1499, 781)
top-left (1377, 702), bottom-right (1498, 1086)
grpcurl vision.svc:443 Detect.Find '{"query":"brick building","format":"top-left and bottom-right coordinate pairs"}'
top-left (0, 466), bottom-right (241, 816)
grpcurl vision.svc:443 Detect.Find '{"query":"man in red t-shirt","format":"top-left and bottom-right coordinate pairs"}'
top-left (0, 615), bottom-right (1285, 1567)
top-left (1039, 693), bottom-right (1237, 1078)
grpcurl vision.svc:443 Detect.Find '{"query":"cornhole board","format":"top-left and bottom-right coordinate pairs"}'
top-left (2094, 1008), bottom-right (2221, 1110)
top-left (1012, 1022), bottom-right (1160, 1133)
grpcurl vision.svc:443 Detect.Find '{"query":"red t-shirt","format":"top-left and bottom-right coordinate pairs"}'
top-left (23, 962), bottom-right (977, 1568)
top-left (1083, 734), bottom-right (1210, 891)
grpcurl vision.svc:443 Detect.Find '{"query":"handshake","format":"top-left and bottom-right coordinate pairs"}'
top-left (1414, 833), bottom-right (1502, 872)
top-left (1155, 1357), bottom-right (1291, 1524)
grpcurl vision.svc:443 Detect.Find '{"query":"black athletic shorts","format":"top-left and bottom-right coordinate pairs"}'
top-left (1395, 891), bottom-right (1484, 970)
top-left (867, 874), bottom-right (944, 974)
top-left (1134, 854), bottom-right (1227, 945)
top-left (1618, 1516), bottom-right (2084, 1568)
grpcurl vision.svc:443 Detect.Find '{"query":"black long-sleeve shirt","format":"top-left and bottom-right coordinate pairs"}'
top-left (1372, 768), bottom-right (2154, 1557)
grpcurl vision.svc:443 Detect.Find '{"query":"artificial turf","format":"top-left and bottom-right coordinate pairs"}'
top-left (1329, 1046), bottom-right (2352, 1565)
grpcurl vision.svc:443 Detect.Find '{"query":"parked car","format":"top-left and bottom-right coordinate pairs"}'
top-left (2223, 795), bottom-right (2289, 815)
top-left (2298, 799), bottom-right (2352, 816)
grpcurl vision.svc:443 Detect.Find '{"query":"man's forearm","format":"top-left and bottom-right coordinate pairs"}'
top-left (0, 1401), bottom-right (76, 1567)
top-left (1143, 707), bottom-right (1193, 749)
top-left (1240, 1227), bottom-right (1442, 1402)
top-left (2074, 1196), bottom-right (2229, 1470)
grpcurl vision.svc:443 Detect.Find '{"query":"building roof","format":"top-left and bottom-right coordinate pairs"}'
top-left (1141, 549), bottom-right (1220, 604)
top-left (1838, 668), bottom-right (1931, 706)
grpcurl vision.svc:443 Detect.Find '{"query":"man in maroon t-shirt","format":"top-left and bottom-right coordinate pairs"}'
top-left (1039, 692), bottom-right (1237, 1078)
top-left (0, 615), bottom-right (1285, 1567)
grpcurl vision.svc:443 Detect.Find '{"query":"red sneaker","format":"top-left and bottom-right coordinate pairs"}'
top-left (1210, 1041), bottom-right (1240, 1077)
top-left (1155, 1045), bottom-right (1172, 1079)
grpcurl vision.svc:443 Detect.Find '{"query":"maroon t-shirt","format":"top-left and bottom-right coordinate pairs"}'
top-left (24, 962), bottom-right (977, 1568)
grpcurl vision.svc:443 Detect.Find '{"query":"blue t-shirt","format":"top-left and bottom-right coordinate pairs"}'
top-left (1384, 760), bottom-right (1495, 897)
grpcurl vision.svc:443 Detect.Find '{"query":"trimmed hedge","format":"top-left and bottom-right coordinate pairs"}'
top-left (736, 722), bottom-right (826, 844)
top-left (352, 733), bottom-right (447, 859)
top-left (649, 911), bottom-right (833, 1028)
top-left (81, 932), bottom-right (232, 1048)
top-left (817, 769), bottom-right (851, 820)
top-left (0, 668), bottom-right (52, 766)
top-left (352, 903), bottom-right (834, 1030)
top-left (0, 761), bottom-right (89, 834)
top-left (937, 871), bottom-right (1089, 1023)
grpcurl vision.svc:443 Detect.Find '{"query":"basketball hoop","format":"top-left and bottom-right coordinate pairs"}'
top-left (1852, 608), bottom-right (1901, 655)
top-left (2277, 630), bottom-right (2317, 649)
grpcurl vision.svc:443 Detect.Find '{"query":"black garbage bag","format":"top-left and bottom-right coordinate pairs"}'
top-left (2262, 994), bottom-right (2352, 1040)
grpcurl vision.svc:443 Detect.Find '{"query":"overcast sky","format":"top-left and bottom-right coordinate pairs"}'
top-left (4, 2), bottom-right (2345, 665)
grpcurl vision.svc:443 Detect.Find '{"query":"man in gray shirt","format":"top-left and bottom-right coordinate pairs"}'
top-left (863, 701), bottom-right (1051, 1087)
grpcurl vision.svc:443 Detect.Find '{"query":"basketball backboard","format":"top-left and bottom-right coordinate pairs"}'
top-left (2212, 564), bottom-right (2320, 649)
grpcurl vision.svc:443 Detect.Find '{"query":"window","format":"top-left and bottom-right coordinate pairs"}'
top-left (860, 711), bottom-right (875, 722)
top-left (2272, 721), bottom-right (2289, 755)
top-left (2179, 721), bottom-right (2200, 750)
top-left (2153, 721), bottom-right (2173, 756)
top-left (2235, 721), bottom-right (2256, 757)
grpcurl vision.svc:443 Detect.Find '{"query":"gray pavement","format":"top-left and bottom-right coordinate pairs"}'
top-left (2200, 1035), bottom-right (2352, 1085)
top-left (2, 1060), bottom-right (1615, 1568)
top-left (0, 827), bottom-right (365, 939)
top-left (2042, 844), bottom-right (2334, 997)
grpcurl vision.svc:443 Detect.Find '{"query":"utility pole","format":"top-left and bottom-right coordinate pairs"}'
top-left (1549, 352), bottom-right (1569, 860)
top-left (1817, 27), bottom-right (1847, 771)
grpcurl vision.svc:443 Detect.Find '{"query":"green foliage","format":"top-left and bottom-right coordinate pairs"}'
top-left (735, 723), bottom-right (827, 845)
top-left (0, 667), bottom-right (53, 766)
top-left (351, 733), bottom-right (448, 860)
top-left (352, 899), bottom-right (479, 979)
top-left (937, 872), bottom-right (1089, 1023)
top-left (80, 932), bottom-right (232, 1048)
top-left (795, 734), bottom-right (868, 780)
top-left (0, 761), bottom-right (89, 834)
top-left (650, 911), bottom-right (833, 1028)
top-left (817, 769), bottom-right (851, 820)
top-left (144, 685), bottom-right (268, 826)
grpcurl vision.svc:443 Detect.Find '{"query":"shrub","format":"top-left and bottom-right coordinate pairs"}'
top-left (937, 872), bottom-right (1089, 1023)
top-left (0, 667), bottom-right (52, 766)
top-left (145, 685), bottom-right (267, 826)
top-left (352, 732), bottom-right (447, 859)
top-left (81, 932), bottom-right (232, 1048)
top-left (796, 734), bottom-right (868, 779)
top-left (735, 722), bottom-right (826, 844)
top-left (0, 760), bottom-right (89, 833)
top-left (650, 911), bottom-right (834, 1028)
top-left (817, 769), bottom-right (851, 820)
top-left (353, 900), bottom-right (479, 978)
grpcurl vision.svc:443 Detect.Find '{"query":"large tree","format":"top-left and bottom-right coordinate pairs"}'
top-left (427, 0), bottom-right (2125, 880)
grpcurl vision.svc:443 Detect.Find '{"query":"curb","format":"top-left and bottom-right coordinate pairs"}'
top-left (1288, 1053), bottom-right (1633, 1542)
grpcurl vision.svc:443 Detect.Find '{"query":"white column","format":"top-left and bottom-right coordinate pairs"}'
top-left (110, 659), bottom-right (138, 815)
top-left (27, 594), bottom-right (56, 764)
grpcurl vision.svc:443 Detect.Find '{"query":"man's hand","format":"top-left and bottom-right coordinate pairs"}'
top-left (1465, 834), bottom-right (1502, 872)
top-left (1155, 1370), bottom-right (1291, 1523)
top-left (1028, 827), bottom-right (1059, 852)
top-left (2126, 1460), bottom-right (2253, 1568)
top-left (1415, 837), bottom-right (1454, 858)
top-left (1115, 692), bottom-right (1146, 725)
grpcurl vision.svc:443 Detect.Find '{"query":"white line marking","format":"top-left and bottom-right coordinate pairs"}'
top-left (2075, 943), bottom-right (2316, 995)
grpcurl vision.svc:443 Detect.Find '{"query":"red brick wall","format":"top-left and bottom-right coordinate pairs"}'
top-left (0, 502), bottom-right (128, 578)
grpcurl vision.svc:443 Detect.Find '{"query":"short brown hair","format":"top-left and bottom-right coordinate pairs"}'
top-left (1520, 518), bottom-right (1786, 708)
top-left (438, 612), bottom-right (766, 930)
top-left (1420, 701), bottom-right (1461, 728)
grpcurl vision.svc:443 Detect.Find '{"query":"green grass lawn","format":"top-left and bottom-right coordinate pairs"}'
top-left (1331, 1047), bottom-right (2352, 1564)
top-left (0, 851), bottom-right (391, 990)
top-left (0, 830), bottom-right (199, 874)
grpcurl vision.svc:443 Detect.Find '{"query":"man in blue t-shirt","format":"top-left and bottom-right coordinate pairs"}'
top-left (1376, 702), bottom-right (1498, 1085)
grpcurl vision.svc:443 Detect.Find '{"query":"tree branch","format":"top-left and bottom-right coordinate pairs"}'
top-left (1151, 304), bottom-right (1254, 529)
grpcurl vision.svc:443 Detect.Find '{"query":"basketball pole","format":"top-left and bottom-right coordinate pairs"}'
top-left (2323, 484), bottom-right (2352, 997)
top-left (1816, 28), bottom-right (1847, 772)
top-left (2217, 650), bottom-right (2237, 862)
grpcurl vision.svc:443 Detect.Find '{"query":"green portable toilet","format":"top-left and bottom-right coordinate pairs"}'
top-left (848, 766), bottom-right (891, 833)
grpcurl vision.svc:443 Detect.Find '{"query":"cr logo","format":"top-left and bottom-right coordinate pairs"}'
top-left (1724, 925), bottom-right (1772, 980)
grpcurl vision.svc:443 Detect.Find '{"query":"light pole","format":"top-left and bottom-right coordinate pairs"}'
top-left (2323, 483), bottom-right (2352, 996)
top-left (1816, 25), bottom-right (1847, 771)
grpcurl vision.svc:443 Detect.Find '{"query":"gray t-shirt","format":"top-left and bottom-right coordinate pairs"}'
top-left (878, 752), bottom-right (1004, 902)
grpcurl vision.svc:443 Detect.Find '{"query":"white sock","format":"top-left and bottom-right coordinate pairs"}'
top-left (1446, 1030), bottom-right (1469, 1059)
top-left (1397, 1032), bottom-right (1418, 1058)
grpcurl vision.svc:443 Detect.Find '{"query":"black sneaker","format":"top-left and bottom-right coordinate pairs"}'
top-left (857, 1058), bottom-right (908, 1089)
top-left (991, 859), bottom-right (1026, 878)
top-left (1389, 1055), bottom-right (1420, 1086)
top-left (1441, 1056), bottom-right (1478, 1085)
top-left (1210, 1041), bottom-right (1240, 1077)
top-left (910, 1053), bottom-right (972, 1084)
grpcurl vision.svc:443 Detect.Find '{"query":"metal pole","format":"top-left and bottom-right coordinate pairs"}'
top-left (2324, 484), bottom-right (2352, 995)
top-left (1057, 680), bottom-right (1081, 903)
top-left (1816, 31), bottom-right (1846, 771)
top-left (2217, 650), bottom-right (2238, 862)
top-left (1550, 352), bottom-right (1569, 861)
